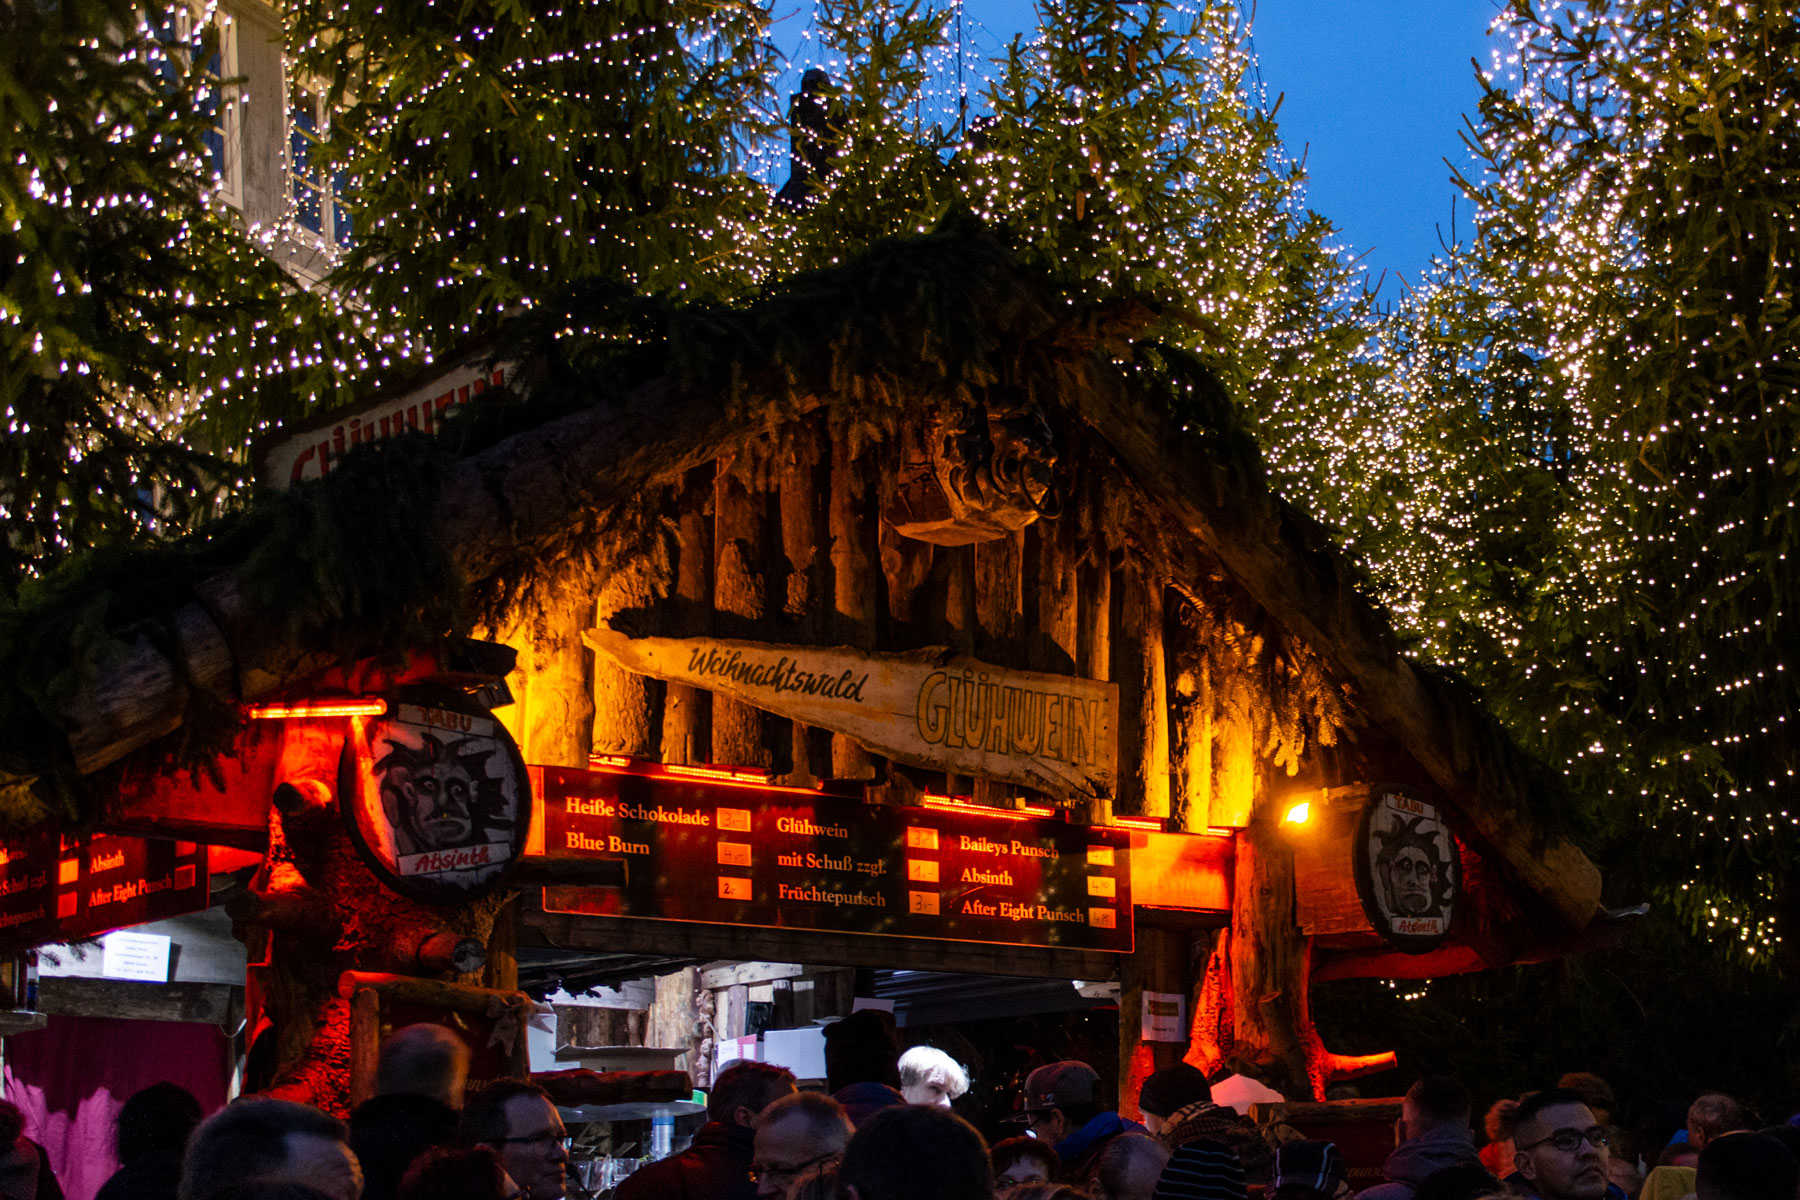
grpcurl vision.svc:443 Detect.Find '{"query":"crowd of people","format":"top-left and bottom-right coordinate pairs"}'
top-left (5, 1017), bottom-right (1797, 1200)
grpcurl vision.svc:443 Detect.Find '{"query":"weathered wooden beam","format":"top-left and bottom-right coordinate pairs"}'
top-left (713, 444), bottom-right (775, 769)
top-left (37, 978), bottom-right (237, 1025)
top-left (831, 436), bottom-right (882, 781)
top-left (663, 467), bottom-right (716, 766)
top-left (1077, 368), bottom-right (1603, 930)
top-left (1112, 554), bottom-right (1169, 820)
top-left (523, 907), bottom-right (1122, 982)
top-left (698, 961), bottom-right (806, 990)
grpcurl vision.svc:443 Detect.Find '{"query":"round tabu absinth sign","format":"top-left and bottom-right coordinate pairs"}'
top-left (1353, 786), bottom-right (1460, 953)
top-left (340, 694), bottom-right (530, 901)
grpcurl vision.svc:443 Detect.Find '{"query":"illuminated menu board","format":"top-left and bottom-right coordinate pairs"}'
top-left (0, 831), bottom-right (209, 954)
top-left (534, 764), bottom-right (1132, 952)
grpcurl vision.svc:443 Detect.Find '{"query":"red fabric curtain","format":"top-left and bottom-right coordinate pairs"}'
top-left (3, 1015), bottom-right (232, 1200)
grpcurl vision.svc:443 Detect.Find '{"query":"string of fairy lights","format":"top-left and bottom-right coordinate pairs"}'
top-left (21, 0), bottom-right (1790, 962)
top-left (1252, 0), bottom-right (1795, 961)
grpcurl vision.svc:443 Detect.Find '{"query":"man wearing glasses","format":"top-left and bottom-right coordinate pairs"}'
top-left (751, 1092), bottom-right (853, 1200)
top-left (1509, 1088), bottom-right (1624, 1200)
top-left (463, 1081), bottom-right (569, 1200)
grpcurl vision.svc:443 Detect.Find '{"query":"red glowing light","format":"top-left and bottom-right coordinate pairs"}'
top-left (247, 699), bottom-right (389, 720)
top-left (921, 796), bottom-right (1056, 822)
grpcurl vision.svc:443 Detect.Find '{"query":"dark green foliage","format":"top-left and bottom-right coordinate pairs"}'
top-left (286, 0), bottom-right (781, 355)
top-left (0, 0), bottom-right (377, 593)
top-left (0, 439), bottom-right (466, 830)
top-left (1388, 0), bottom-right (1800, 962)
top-left (961, 0), bottom-right (1375, 424)
top-left (768, 0), bottom-right (964, 271)
top-left (1315, 905), bottom-right (1800, 1128)
top-left (1, 0), bottom-right (242, 588)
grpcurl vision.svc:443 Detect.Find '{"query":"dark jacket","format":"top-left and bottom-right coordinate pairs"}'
top-left (614, 1121), bottom-right (756, 1200)
top-left (348, 1093), bottom-right (462, 1200)
top-left (1505, 1173), bottom-right (1629, 1200)
top-left (1358, 1123), bottom-right (1482, 1199)
top-left (832, 1082), bottom-right (905, 1129)
top-left (94, 1152), bottom-right (182, 1200)
top-left (1056, 1111), bottom-right (1147, 1185)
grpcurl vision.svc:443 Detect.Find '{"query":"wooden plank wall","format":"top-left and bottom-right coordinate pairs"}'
top-left (505, 411), bottom-right (1271, 825)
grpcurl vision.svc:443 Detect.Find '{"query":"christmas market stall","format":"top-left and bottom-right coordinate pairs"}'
top-left (1, 231), bottom-right (1627, 1143)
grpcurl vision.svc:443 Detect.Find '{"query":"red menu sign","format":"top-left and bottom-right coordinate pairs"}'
top-left (0, 831), bottom-right (209, 954)
top-left (532, 763), bottom-right (1132, 952)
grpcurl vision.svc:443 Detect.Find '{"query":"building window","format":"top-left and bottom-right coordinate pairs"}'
top-left (150, 5), bottom-right (242, 207)
top-left (289, 83), bottom-right (352, 248)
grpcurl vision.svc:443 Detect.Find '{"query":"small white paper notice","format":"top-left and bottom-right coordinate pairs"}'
top-left (1141, 989), bottom-right (1186, 1043)
top-left (102, 931), bottom-right (172, 982)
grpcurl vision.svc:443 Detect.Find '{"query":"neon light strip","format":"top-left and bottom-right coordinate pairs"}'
top-left (1111, 816), bottom-right (1165, 830)
top-left (247, 700), bottom-right (388, 719)
top-left (585, 754), bottom-right (823, 795)
top-left (663, 763), bottom-right (772, 784)
top-left (921, 796), bottom-right (1056, 821)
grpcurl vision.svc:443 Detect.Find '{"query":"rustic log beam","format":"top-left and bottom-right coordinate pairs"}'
top-left (662, 467), bottom-right (716, 765)
top-left (518, 584), bottom-right (595, 770)
top-left (713, 445), bottom-right (775, 769)
top-left (830, 435), bottom-right (880, 781)
top-left (1112, 556), bottom-right (1170, 820)
top-left (973, 532), bottom-right (1022, 808)
top-left (779, 421), bottom-right (829, 782)
top-left (1077, 366), bottom-right (1603, 929)
top-left (36, 978), bottom-right (237, 1025)
top-left (591, 523), bottom-right (666, 759)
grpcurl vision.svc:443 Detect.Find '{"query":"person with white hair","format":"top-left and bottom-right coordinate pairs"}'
top-left (897, 1045), bottom-right (969, 1109)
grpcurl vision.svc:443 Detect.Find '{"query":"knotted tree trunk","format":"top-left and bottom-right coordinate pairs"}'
top-left (230, 720), bottom-right (507, 1113)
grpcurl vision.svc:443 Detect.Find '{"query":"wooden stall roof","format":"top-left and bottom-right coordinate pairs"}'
top-left (23, 229), bottom-right (1600, 936)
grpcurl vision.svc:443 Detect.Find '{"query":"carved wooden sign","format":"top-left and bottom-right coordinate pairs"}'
top-left (584, 628), bottom-right (1119, 798)
top-left (1353, 785), bottom-right (1460, 953)
top-left (339, 692), bottom-right (531, 902)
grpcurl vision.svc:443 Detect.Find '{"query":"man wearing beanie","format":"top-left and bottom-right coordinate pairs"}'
top-left (1140, 1067), bottom-right (1272, 1185)
top-left (1151, 1137), bottom-right (1248, 1200)
top-left (1138, 1065), bottom-right (1214, 1136)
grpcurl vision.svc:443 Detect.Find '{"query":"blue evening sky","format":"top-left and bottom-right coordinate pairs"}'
top-left (771, 1), bottom-right (1504, 295)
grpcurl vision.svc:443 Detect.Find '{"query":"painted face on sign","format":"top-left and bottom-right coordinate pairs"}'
top-left (397, 758), bottom-right (476, 848)
top-left (376, 733), bottom-right (492, 853)
top-left (1386, 846), bottom-right (1435, 915)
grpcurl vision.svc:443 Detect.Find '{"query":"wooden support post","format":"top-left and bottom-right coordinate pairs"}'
top-left (650, 967), bottom-right (700, 1083)
top-left (1118, 925), bottom-right (1190, 1121)
top-left (662, 467), bottom-right (714, 764)
top-left (1025, 511), bottom-right (1078, 676)
top-left (521, 583), bottom-right (595, 770)
top-left (1228, 816), bottom-right (1395, 1099)
top-left (974, 532), bottom-right (1023, 807)
top-left (943, 544), bottom-right (977, 796)
top-left (1076, 495), bottom-right (1112, 824)
top-left (348, 987), bottom-right (382, 1110)
top-left (484, 896), bottom-right (519, 993)
top-left (830, 436), bottom-right (879, 780)
top-left (1212, 707), bottom-right (1257, 829)
top-left (781, 423), bottom-right (830, 782)
top-left (1169, 603), bottom-right (1215, 833)
top-left (1112, 559), bottom-right (1170, 819)
top-left (713, 448), bottom-right (775, 768)
top-left (592, 535), bottom-right (667, 758)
